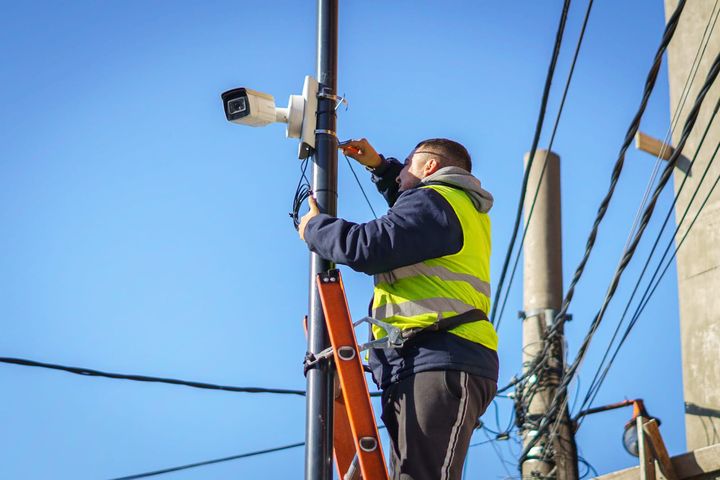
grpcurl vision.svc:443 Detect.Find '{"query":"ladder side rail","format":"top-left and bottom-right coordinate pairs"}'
top-left (317, 270), bottom-right (389, 480)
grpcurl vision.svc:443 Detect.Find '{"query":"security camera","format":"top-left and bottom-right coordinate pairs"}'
top-left (221, 88), bottom-right (283, 127)
top-left (221, 76), bottom-right (319, 159)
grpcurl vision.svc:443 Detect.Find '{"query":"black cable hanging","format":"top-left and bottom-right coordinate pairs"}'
top-left (290, 156), bottom-right (313, 229)
top-left (0, 356), bottom-right (307, 396)
top-left (108, 441), bottom-right (305, 480)
top-left (490, 0), bottom-right (572, 326)
top-left (342, 152), bottom-right (378, 218)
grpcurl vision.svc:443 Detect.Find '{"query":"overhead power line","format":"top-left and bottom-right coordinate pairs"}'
top-left (108, 441), bottom-right (305, 480)
top-left (494, 0), bottom-right (595, 332)
top-left (0, 356), bottom-right (306, 396)
top-left (490, 0), bottom-right (572, 326)
top-left (0, 355), bottom-right (383, 397)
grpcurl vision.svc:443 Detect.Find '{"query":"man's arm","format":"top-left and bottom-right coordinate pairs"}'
top-left (338, 138), bottom-right (402, 206)
top-left (302, 187), bottom-right (463, 275)
top-left (369, 156), bottom-right (403, 207)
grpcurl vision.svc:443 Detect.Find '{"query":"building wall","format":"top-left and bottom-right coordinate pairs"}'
top-left (665, 0), bottom-right (720, 451)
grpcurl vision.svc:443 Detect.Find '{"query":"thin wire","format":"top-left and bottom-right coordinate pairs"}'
top-left (112, 424), bottom-right (389, 480)
top-left (494, 0), bottom-right (595, 333)
top-left (0, 355), bottom-right (385, 398)
top-left (342, 152), bottom-right (378, 218)
top-left (107, 441), bottom-right (305, 480)
top-left (0, 356), bottom-right (307, 396)
top-left (490, 0), bottom-right (573, 325)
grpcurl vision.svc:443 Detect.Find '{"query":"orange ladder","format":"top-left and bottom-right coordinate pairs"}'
top-left (316, 269), bottom-right (389, 480)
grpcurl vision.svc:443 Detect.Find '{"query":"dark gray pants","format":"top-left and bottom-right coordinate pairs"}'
top-left (380, 370), bottom-right (497, 480)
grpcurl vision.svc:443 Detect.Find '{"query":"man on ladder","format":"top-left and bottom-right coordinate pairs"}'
top-left (299, 137), bottom-right (498, 480)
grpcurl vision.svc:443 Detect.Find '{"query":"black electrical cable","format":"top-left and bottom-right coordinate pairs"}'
top-left (107, 441), bottom-right (305, 480)
top-left (578, 455), bottom-right (599, 479)
top-left (342, 152), bottom-right (378, 218)
top-left (522, 19), bottom-right (720, 460)
top-left (290, 156), bottom-right (313, 229)
top-left (112, 424), bottom-right (389, 480)
top-left (0, 355), bottom-right (384, 397)
top-left (494, 0), bottom-right (595, 333)
top-left (0, 356), bottom-right (307, 396)
top-left (490, 0), bottom-right (572, 326)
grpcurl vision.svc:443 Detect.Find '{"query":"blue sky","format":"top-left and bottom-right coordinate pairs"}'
top-left (0, 1), bottom-right (692, 478)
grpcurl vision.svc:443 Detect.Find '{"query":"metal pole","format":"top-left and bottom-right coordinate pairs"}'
top-left (305, 1), bottom-right (338, 479)
top-left (520, 149), bottom-right (578, 480)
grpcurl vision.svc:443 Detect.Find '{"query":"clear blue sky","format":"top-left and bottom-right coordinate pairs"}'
top-left (0, 1), bottom-right (689, 478)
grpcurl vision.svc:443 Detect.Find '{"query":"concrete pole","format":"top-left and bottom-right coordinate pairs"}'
top-left (664, 0), bottom-right (720, 451)
top-left (521, 149), bottom-right (578, 480)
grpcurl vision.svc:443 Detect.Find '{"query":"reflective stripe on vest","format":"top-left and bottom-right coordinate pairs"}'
top-left (374, 263), bottom-right (491, 298)
top-left (372, 297), bottom-right (478, 320)
top-left (372, 183), bottom-right (498, 351)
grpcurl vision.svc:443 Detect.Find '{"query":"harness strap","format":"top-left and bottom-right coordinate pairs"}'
top-left (400, 308), bottom-right (489, 341)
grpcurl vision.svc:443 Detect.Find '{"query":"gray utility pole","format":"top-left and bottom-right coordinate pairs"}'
top-left (520, 149), bottom-right (578, 480)
top-left (305, 1), bottom-right (339, 479)
top-left (664, 0), bottom-right (720, 451)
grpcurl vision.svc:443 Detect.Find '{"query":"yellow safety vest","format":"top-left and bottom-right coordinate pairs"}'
top-left (371, 184), bottom-right (498, 351)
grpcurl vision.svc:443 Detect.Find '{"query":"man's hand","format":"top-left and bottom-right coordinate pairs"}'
top-left (299, 196), bottom-right (320, 241)
top-left (339, 138), bottom-right (382, 169)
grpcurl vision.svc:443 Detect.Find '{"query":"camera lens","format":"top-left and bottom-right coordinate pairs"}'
top-left (228, 97), bottom-right (247, 115)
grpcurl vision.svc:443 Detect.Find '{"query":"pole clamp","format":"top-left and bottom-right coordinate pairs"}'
top-left (315, 128), bottom-right (338, 138)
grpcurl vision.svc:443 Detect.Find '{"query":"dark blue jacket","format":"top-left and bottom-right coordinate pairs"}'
top-left (304, 157), bottom-right (499, 389)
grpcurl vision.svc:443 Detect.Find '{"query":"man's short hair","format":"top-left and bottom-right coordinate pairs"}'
top-left (414, 138), bottom-right (472, 172)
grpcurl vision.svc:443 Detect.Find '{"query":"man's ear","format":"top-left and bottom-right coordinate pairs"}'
top-left (424, 158), bottom-right (440, 175)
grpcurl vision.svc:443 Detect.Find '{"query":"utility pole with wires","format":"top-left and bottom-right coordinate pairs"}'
top-left (519, 149), bottom-right (579, 480)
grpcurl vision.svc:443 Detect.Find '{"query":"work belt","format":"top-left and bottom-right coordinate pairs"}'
top-left (396, 308), bottom-right (490, 343)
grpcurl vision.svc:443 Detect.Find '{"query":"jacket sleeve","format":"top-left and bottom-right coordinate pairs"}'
top-left (370, 156), bottom-right (404, 207)
top-left (303, 187), bottom-right (463, 275)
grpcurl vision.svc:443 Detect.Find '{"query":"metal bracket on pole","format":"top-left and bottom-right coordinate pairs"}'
top-left (519, 308), bottom-right (572, 327)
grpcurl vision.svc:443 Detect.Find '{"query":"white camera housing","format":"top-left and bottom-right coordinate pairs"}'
top-left (221, 76), bottom-right (319, 159)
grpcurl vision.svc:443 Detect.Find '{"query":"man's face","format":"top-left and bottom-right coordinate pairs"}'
top-left (396, 150), bottom-right (429, 191)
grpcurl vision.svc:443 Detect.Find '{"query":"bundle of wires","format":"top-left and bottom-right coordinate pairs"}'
top-left (290, 157), bottom-right (313, 230)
